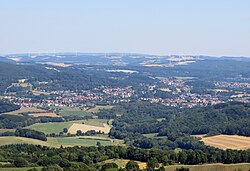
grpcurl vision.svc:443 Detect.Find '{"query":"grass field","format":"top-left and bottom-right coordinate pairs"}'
top-left (50, 106), bottom-right (92, 117)
top-left (87, 105), bottom-right (114, 113)
top-left (0, 129), bottom-right (15, 133)
top-left (165, 163), bottom-right (250, 171)
top-left (0, 167), bottom-right (42, 171)
top-left (0, 136), bottom-right (112, 147)
top-left (4, 107), bottom-right (46, 115)
top-left (143, 133), bottom-right (158, 138)
top-left (25, 121), bottom-right (76, 134)
top-left (201, 135), bottom-right (250, 150)
top-left (28, 112), bottom-right (60, 117)
top-left (26, 119), bottom-right (109, 134)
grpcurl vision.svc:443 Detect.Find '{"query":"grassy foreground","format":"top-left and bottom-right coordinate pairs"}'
top-left (0, 136), bottom-right (112, 148)
top-left (165, 163), bottom-right (250, 171)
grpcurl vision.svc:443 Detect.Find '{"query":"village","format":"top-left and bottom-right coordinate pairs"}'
top-left (2, 76), bottom-right (249, 109)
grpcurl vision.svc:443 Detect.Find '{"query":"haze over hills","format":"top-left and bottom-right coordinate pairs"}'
top-left (2, 53), bottom-right (250, 66)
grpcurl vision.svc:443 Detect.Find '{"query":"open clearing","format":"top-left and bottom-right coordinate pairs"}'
top-left (50, 106), bottom-right (91, 117)
top-left (165, 163), bottom-right (250, 171)
top-left (68, 123), bottom-right (111, 134)
top-left (4, 107), bottom-right (46, 115)
top-left (0, 129), bottom-right (15, 133)
top-left (26, 119), bottom-right (109, 134)
top-left (87, 105), bottom-right (114, 113)
top-left (25, 121), bottom-right (78, 134)
top-left (28, 112), bottom-right (60, 117)
top-left (201, 135), bottom-right (250, 150)
top-left (103, 159), bottom-right (147, 170)
top-left (106, 69), bottom-right (138, 73)
top-left (159, 88), bottom-right (172, 92)
top-left (0, 136), bottom-right (112, 148)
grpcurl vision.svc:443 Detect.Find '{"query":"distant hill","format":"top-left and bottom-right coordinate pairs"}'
top-left (0, 56), bottom-right (15, 63)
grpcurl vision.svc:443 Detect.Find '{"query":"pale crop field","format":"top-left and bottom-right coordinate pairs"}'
top-left (68, 123), bottom-right (111, 134)
top-left (165, 163), bottom-right (250, 171)
top-left (28, 112), bottom-right (60, 117)
top-left (201, 134), bottom-right (250, 150)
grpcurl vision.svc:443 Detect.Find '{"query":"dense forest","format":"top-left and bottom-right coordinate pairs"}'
top-left (100, 102), bottom-right (250, 150)
top-left (0, 100), bottom-right (20, 114)
top-left (0, 144), bottom-right (249, 170)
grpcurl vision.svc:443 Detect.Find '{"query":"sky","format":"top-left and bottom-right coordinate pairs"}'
top-left (0, 0), bottom-right (249, 56)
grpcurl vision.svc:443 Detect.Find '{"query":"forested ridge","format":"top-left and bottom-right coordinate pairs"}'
top-left (106, 102), bottom-right (250, 150)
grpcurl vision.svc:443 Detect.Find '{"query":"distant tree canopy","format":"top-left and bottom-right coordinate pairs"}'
top-left (0, 144), bottom-right (249, 170)
top-left (15, 128), bottom-right (47, 141)
top-left (106, 101), bottom-right (250, 150)
top-left (0, 100), bottom-right (20, 114)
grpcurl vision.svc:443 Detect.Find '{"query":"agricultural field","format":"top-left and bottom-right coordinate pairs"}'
top-left (103, 159), bottom-right (147, 170)
top-left (3, 107), bottom-right (46, 115)
top-left (201, 135), bottom-right (250, 150)
top-left (106, 69), bottom-right (138, 73)
top-left (25, 120), bottom-right (82, 134)
top-left (31, 90), bottom-right (50, 95)
top-left (26, 119), bottom-right (110, 134)
top-left (68, 122), bottom-right (111, 134)
top-left (50, 106), bottom-right (92, 117)
top-left (28, 112), bottom-right (60, 117)
top-left (0, 136), bottom-right (112, 148)
top-left (87, 105), bottom-right (114, 113)
top-left (165, 163), bottom-right (250, 171)
top-left (0, 129), bottom-right (15, 133)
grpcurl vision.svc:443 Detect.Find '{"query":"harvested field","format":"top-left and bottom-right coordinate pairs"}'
top-left (165, 163), bottom-right (250, 171)
top-left (32, 90), bottom-right (50, 95)
top-left (4, 107), bottom-right (46, 115)
top-left (106, 69), bottom-right (137, 73)
top-left (68, 123), bottom-right (111, 134)
top-left (28, 112), bottom-right (60, 117)
top-left (201, 135), bottom-right (250, 150)
top-left (0, 129), bottom-right (15, 133)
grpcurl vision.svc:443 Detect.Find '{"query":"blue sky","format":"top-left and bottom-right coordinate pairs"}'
top-left (0, 0), bottom-right (249, 56)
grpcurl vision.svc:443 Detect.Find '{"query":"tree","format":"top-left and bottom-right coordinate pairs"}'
top-left (101, 163), bottom-right (118, 171)
top-left (125, 161), bottom-right (139, 171)
top-left (147, 157), bottom-right (159, 170)
top-left (14, 157), bottom-right (29, 167)
top-left (96, 141), bottom-right (102, 147)
top-left (63, 128), bottom-right (68, 133)
top-left (76, 130), bottom-right (82, 136)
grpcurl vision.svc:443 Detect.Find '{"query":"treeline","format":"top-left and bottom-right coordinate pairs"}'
top-left (15, 128), bottom-right (47, 141)
top-left (0, 100), bottom-right (20, 114)
top-left (103, 101), bottom-right (250, 150)
top-left (0, 144), bottom-right (249, 170)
